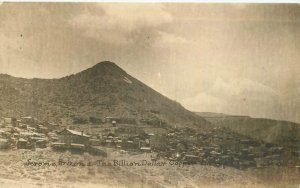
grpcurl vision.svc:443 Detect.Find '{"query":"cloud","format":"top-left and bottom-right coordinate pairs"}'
top-left (166, 4), bottom-right (300, 24)
top-left (181, 77), bottom-right (286, 117)
top-left (70, 4), bottom-right (173, 43)
top-left (0, 33), bottom-right (42, 77)
top-left (210, 78), bottom-right (280, 100)
top-left (182, 92), bottom-right (228, 113)
top-left (99, 4), bottom-right (172, 30)
top-left (230, 4), bottom-right (248, 10)
top-left (154, 31), bottom-right (188, 48)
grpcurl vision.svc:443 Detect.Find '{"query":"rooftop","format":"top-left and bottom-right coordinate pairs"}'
top-left (59, 128), bottom-right (90, 137)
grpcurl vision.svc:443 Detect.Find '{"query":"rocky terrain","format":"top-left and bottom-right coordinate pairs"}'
top-left (0, 149), bottom-right (299, 188)
top-left (0, 61), bottom-right (209, 129)
top-left (196, 112), bottom-right (300, 151)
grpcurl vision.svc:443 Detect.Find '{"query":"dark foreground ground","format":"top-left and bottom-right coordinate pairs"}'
top-left (0, 149), bottom-right (299, 188)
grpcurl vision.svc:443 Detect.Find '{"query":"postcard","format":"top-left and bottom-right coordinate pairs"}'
top-left (0, 2), bottom-right (299, 188)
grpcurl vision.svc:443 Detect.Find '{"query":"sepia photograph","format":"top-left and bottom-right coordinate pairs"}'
top-left (0, 2), bottom-right (300, 188)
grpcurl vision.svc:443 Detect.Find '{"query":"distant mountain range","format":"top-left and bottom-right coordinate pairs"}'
top-left (196, 112), bottom-right (300, 146)
top-left (0, 61), bottom-right (209, 129)
top-left (195, 112), bottom-right (250, 118)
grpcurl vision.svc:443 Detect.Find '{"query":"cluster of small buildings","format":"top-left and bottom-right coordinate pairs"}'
top-left (150, 127), bottom-right (300, 169)
top-left (0, 116), bottom-right (60, 150)
top-left (1, 116), bottom-right (299, 170)
top-left (0, 116), bottom-right (146, 154)
top-left (98, 132), bottom-right (152, 152)
top-left (0, 116), bottom-right (107, 156)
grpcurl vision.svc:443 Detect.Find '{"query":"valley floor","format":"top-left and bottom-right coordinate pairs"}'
top-left (0, 149), bottom-right (299, 188)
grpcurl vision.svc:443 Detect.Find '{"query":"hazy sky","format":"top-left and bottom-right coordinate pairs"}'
top-left (0, 3), bottom-right (300, 123)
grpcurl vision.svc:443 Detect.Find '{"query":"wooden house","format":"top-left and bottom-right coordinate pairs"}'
top-left (0, 138), bottom-right (9, 149)
top-left (20, 117), bottom-right (37, 125)
top-left (57, 128), bottom-right (90, 147)
top-left (17, 138), bottom-right (27, 149)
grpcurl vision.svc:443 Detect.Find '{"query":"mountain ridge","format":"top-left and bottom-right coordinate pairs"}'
top-left (195, 111), bottom-right (300, 145)
top-left (0, 61), bottom-right (210, 129)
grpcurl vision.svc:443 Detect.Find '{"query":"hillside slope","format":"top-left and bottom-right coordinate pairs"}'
top-left (196, 112), bottom-right (300, 145)
top-left (0, 61), bottom-right (209, 129)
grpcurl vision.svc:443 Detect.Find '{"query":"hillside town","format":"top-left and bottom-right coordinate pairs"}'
top-left (1, 116), bottom-right (299, 171)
